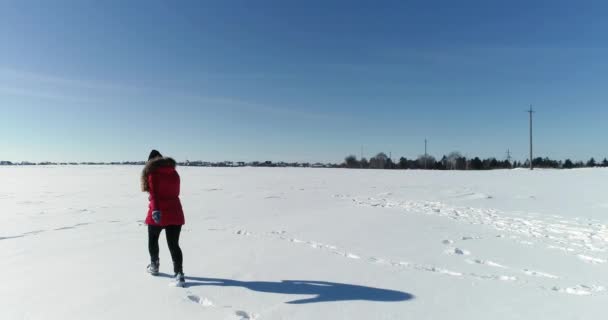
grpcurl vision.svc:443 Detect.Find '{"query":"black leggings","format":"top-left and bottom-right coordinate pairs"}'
top-left (148, 225), bottom-right (183, 274)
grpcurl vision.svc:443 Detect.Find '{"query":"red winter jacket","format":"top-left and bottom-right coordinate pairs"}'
top-left (141, 157), bottom-right (185, 226)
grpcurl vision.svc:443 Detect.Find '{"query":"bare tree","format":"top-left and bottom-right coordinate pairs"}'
top-left (417, 155), bottom-right (436, 169)
top-left (370, 152), bottom-right (389, 169)
top-left (446, 151), bottom-right (463, 170)
top-left (344, 155), bottom-right (359, 168)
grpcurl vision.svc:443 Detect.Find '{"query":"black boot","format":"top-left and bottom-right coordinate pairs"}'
top-left (146, 260), bottom-right (159, 275)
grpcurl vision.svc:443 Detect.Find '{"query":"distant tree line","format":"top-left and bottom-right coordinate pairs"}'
top-left (2, 155), bottom-right (607, 170)
top-left (343, 152), bottom-right (608, 170)
top-left (0, 161), bottom-right (147, 166)
top-left (0, 160), bottom-right (341, 168)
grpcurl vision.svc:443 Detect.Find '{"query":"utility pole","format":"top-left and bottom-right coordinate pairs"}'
top-left (527, 106), bottom-right (535, 170)
top-left (424, 138), bottom-right (428, 169)
top-left (506, 149), bottom-right (512, 168)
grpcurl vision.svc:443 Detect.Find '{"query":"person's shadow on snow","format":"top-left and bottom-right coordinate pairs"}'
top-left (160, 274), bottom-right (414, 304)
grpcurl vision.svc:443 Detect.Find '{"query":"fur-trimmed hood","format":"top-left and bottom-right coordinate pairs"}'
top-left (141, 157), bottom-right (177, 192)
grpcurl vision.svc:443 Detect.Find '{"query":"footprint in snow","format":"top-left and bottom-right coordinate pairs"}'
top-left (236, 230), bottom-right (252, 236)
top-left (187, 294), bottom-right (214, 307)
top-left (444, 248), bottom-right (471, 256)
top-left (236, 310), bottom-right (260, 320)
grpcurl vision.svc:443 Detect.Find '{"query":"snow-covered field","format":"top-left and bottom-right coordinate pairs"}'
top-left (2, 166), bottom-right (607, 319)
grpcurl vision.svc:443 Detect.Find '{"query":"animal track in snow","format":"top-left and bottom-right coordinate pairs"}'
top-left (236, 228), bottom-right (468, 278)
top-left (334, 251), bottom-right (361, 259)
top-left (522, 269), bottom-right (559, 279)
top-left (377, 192), bottom-right (393, 197)
top-left (452, 192), bottom-right (493, 200)
top-left (346, 253), bottom-right (361, 259)
top-left (471, 274), bottom-right (517, 281)
top-left (466, 259), bottom-right (507, 268)
top-left (420, 266), bottom-right (462, 277)
top-left (577, 254), bottom-right (606, 264)
top-left (17, 200), bottom-right (45, 205)
top-left (339, 195), bottom-right (608, 266)
top-left (547, 245), bottom-right (575, 252)
top-left (369, 257), bottom-right (390, 264)
top-left (231, 227), bottom-right (596, 295)
top-left (551, 284), bottom-right (606, 296)
top-left (392, 261), bottom-right (411, 267)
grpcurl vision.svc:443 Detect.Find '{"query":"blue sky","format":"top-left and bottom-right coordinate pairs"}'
top-left (1, 0), bottom-right (608, 163)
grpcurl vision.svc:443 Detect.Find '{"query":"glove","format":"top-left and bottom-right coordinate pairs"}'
top-left (152, 210), bottom-right (162, 224)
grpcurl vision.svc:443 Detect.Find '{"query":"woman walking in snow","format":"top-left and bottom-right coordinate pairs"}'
top-left (142, 150), bottom-right (186, 286)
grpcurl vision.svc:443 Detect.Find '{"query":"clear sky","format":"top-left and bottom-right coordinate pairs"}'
top-left (1, 0), bottom-right (607, 163)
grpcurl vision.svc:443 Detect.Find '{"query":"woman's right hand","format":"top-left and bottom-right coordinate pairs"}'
top-left (152, 210), bottom-right (161, 224)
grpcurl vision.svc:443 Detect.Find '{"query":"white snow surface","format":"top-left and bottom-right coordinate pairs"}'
top-left (1, 166), bottom-right (608, 319)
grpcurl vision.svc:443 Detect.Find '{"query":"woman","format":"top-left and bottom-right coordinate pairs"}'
top-left (142, 150), bottom-right (185, 286)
